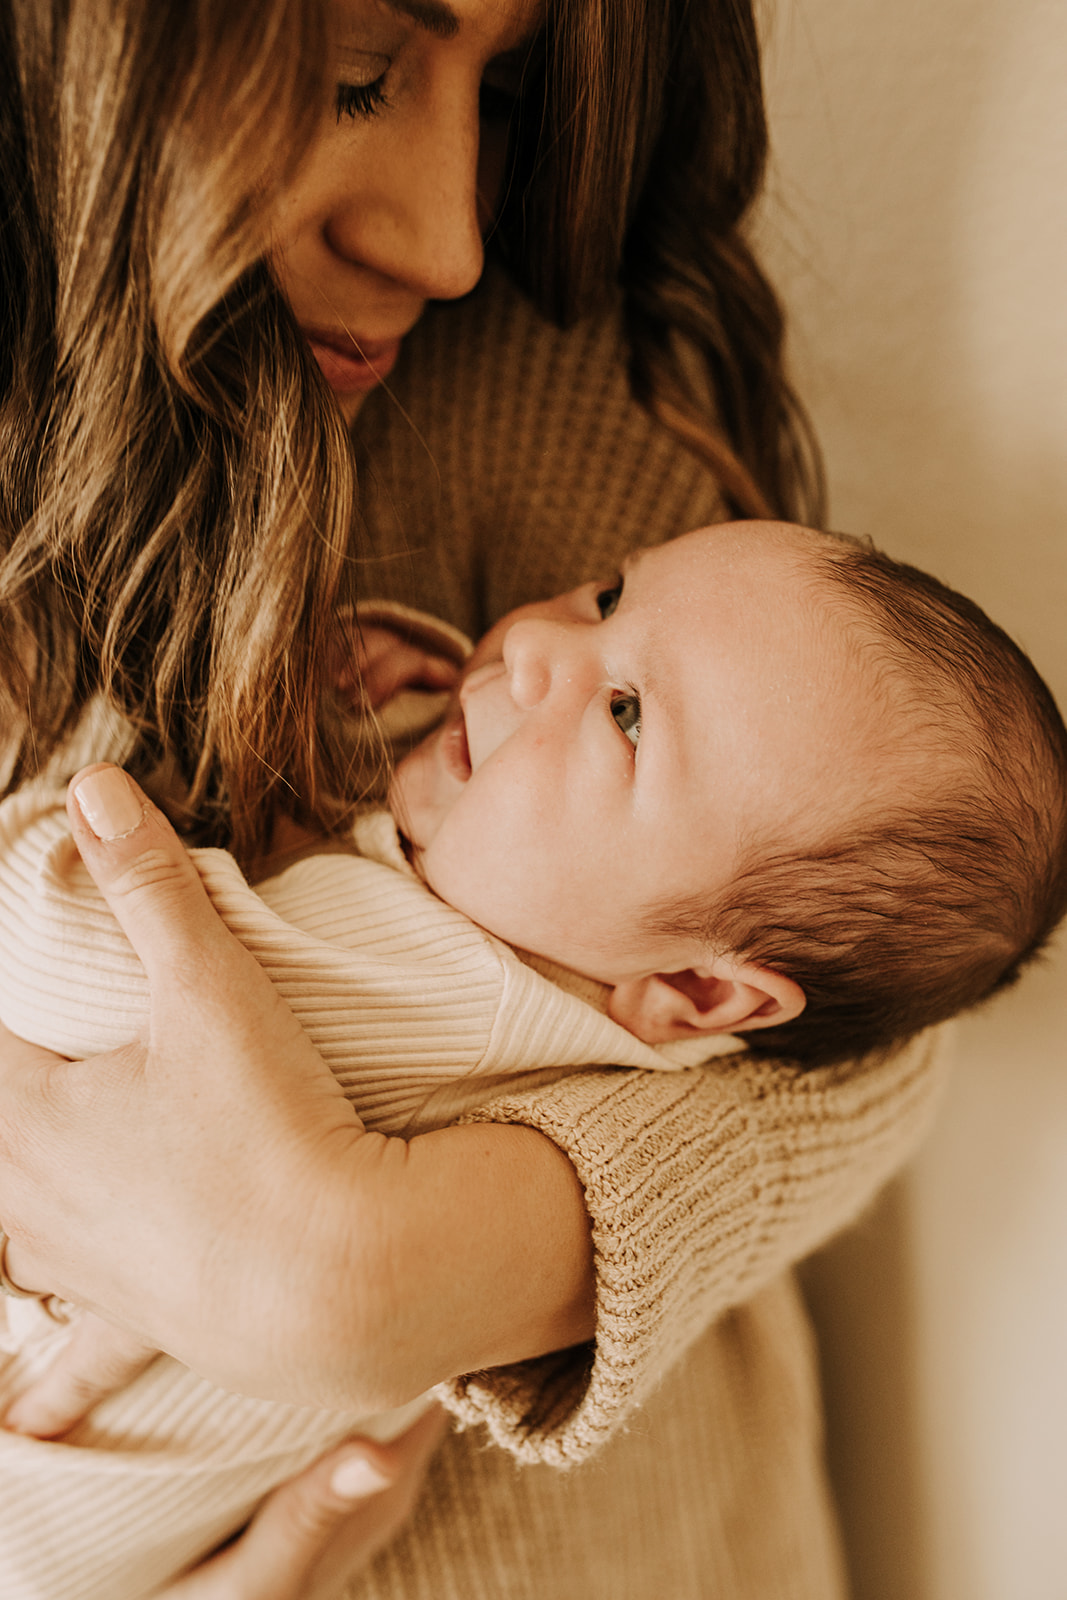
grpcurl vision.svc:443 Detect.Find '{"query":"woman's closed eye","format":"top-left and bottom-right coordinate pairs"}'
top-left (335, 45), bottom-right (393, 122)
top-left (610, 691), bottom-right (641, 748)
top-left (336, 45), bottom-right (531, 128)
top-left (337, 75), bottom-right (390, 120)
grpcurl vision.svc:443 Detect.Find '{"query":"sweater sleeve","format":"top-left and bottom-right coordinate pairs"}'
top-left (438, 1025), bottom-right (951, 1465)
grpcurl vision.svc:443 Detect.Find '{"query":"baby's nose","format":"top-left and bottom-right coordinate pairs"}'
top-left (504, 619), bottom-right (561, 710)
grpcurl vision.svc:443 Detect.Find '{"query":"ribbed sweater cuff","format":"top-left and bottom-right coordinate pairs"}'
top-left (439, 1063), bottom-right (760, 1466)
top-left (438, 1028), bottom-right (951, 1467)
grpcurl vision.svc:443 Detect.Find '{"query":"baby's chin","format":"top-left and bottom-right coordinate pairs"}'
top-left (386, 760), bottom-right (425, 851)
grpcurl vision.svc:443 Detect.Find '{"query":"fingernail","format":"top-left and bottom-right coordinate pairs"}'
top-left (73, 770), bottom-right (146, 841)
top-left (0, 1399), bottom-right (32, 1433)
top-left (329, 1455), bottom-right (391, 1500)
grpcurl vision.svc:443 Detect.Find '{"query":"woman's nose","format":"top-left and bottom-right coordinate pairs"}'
top-left (504, 619), bottom-right (580, 710)
top-left (326, 91), bottom-right (484, 302)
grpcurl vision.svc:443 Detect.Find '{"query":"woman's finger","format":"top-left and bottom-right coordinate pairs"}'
top-left (66, 766), bottom-right (265, 994)
top-left (2, 1315), bottom-right (159, 1439)
top-left (159, 1407), bottom-right (446, 1600)
top-left (0, 767), bottom-right (364, 1394)
top-left (0, 1020), bottom-right (92, 1299)
top-left (63, 766), bottom-right (353, 1111)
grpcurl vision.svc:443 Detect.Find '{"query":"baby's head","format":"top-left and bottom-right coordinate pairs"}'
top-left (392, 523), bottom-right (1067, 1067)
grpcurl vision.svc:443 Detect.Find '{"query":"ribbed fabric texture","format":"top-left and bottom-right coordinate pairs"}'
top-left (0, 784), bottom-right (708, 1600)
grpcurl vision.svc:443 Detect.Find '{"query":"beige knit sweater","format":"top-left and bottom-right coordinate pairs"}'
top-left (331, 262), bottom-right (952, 1600)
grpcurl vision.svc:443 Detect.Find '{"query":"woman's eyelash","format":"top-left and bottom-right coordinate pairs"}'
top-left (595, 577), bottom-right (624, 619)
top-left (336, 78), bottom-right (390, 121)
top-left (610, 690), bottom-right (642, 749)
top-left (338, 69), bottom-right (518, 128)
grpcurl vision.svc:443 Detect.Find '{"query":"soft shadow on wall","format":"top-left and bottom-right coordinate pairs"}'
top-left (756, 0), bottom-right (1067, 1597)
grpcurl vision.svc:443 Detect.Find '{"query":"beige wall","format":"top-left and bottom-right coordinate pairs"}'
top-left (755, 1), bottom-right (1067, 1596)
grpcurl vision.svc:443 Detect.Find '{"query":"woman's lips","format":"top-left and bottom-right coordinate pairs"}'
top-left (305, 332), bottom-right (402, 395)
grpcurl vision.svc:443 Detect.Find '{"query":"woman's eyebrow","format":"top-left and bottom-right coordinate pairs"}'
top-left (383, 0), bottom-right (459, 39)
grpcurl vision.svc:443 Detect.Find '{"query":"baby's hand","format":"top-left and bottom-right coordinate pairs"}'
top-left (2, 1313), bottom-right (158, 1438)
top-left (339, 625), bottom-right (460, 711)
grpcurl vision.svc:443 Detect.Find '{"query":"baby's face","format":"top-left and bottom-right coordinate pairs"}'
top-left (391, 522), bottom-right (869, 984)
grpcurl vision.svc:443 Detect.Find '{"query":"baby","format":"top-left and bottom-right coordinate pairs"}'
top-left (0, 521), bottom-right (1065, 1599)
top-left (388, 518), bottom-right (1067, 1066)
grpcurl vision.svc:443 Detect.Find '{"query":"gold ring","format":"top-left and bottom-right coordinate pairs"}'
top-left (0, 1226), bottom-right (39, 1298)
top-left (0, 1228), bottom-right (69, 1322)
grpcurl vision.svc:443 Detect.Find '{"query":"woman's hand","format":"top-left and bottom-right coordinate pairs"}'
top-left (160, 1407), bottom-right (446, 1600)
top-left (0, 764), bottom-right (369, 1401)
top-left (0, 764), bottom-right (595, 1411)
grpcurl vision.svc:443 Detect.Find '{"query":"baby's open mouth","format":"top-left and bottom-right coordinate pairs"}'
top-left (439, 707), bottom-right (472, 782)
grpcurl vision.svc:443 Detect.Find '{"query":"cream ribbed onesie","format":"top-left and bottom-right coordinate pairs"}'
top-left (0, 771), bottom-right (732, 1600)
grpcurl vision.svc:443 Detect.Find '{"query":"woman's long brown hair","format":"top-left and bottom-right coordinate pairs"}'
top-left (0, 0), bottom-right (379, 861)
top-left (503, 0), bottom-right (824, 523)
top-left (1, 0), bottom-right (822, 866)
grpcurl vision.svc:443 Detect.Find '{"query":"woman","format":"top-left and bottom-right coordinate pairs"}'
top-left (0, 0), bottom-right (947, 1594)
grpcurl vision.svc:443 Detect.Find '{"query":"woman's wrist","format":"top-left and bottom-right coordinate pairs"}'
top-left (225, 1118), bottom-right (595, 1415)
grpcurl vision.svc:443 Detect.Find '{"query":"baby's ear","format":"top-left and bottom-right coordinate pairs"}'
top-left (606, 959), bottom-right (805, 1046)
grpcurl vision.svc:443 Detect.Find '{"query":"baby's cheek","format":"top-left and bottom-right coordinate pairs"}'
top-left (421, 808), bottom-right (518, 927)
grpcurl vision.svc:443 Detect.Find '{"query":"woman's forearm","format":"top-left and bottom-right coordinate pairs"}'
top-left (247, 1120), bottom-right (595, 1413)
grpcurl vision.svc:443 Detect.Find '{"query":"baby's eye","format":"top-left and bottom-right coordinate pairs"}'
top-left (596, 577), bottom-right (624, 619)
top-left (336, 75), bottom-right (390, 121)
top-left (610, 691), bottom-right (642, 748)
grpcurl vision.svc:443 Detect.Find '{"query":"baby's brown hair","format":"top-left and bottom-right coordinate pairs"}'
top-left (646, 535), bottom-right (1067, 1069)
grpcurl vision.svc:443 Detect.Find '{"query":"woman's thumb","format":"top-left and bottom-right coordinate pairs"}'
top-left (159, 1412), bottom-right (447, 1599)
top-left (66, 765), bottom-right (238, 988)
top-left (156, 1446), bottom-right (392, 1599)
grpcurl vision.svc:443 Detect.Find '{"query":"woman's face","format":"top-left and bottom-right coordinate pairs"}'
top-left (273, 0), bottom-right (543, 419)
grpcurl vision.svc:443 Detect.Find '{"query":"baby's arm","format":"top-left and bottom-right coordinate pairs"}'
top-left (333, 601), bottom-right (467, 713)
top-left (0, 786), bottom-right (215, 1435)
top-left (0, 602), bottom-right (467, 1437)
top-left (340, 622), bottom-right (460, 708)
top-left (3, 1315), bottom-right (157, 1438)
top-left (0, 769), bottom-right (594, 1412)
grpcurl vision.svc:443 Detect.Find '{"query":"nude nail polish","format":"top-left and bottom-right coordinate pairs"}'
top-left (330, 1456), bottom-right (391, 1499)
top-left (73, 769), bottom-right (146, 840)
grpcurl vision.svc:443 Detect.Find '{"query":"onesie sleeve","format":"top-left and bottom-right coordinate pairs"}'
top-left (437, 1024), bottom-right (951, 1466)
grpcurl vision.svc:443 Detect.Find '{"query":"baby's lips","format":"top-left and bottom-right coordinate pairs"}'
top-left (438, 711), bottom-right (473, 783)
